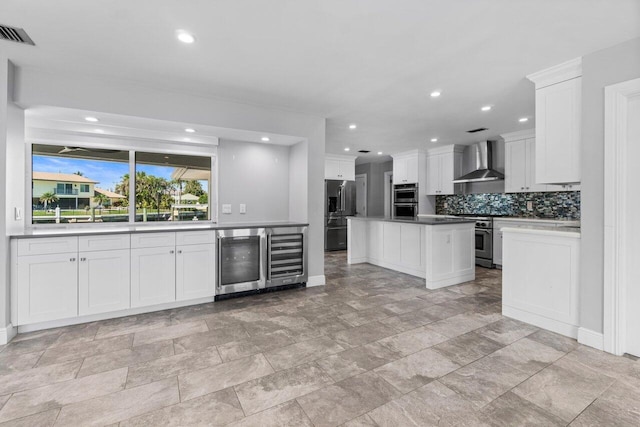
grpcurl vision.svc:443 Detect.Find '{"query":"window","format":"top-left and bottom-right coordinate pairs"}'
top-left (134, 152), bottom-right (211, 222)
top-left (32, 144), bottom-right (130, 224)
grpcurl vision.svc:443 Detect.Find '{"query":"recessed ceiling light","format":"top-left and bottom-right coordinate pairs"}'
top-left (430, 138), bottom-right (438, 143)
top-left (377, 151), bottom-right (383, 155)
top-left (349, 124), bottom-right (357, 130)
top-left (344, 148), bottom-right (350, 152)
top-left (185, 128), bottom-right (195, 133)
top-left (519, 117), bottom-right (529, 123)
top-left (84, 116), bottom-right (99, 122)
top-left (176, 31), bottom-right (195, 44)
top-left (481, 105), bottom-right (492, 111)
top-left (261, 136), bottom-right (270, 142)
top-left (94, 129), bottom-right (104, 134)
top-left (430, 91), bottom-right (441, 98)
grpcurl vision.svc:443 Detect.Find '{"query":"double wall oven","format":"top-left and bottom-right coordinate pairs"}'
top-left (393, 184), bottom-right (418, 219)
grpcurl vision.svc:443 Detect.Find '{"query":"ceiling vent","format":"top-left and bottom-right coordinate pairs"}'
top-left (358, 150), bottom-right (370, 153)
top-left (0, 24), bottom-right (35, 45)
top-left (467, 127), bottom-right (488, 133)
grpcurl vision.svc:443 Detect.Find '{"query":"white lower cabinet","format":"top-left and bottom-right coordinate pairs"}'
top-left (17, 253), bottom-right (79, 324)
top-left (130, 246), bottom-right (176, 308)
top-left (79, 249), bottom-right (131, 316)
top-left (176, 243), bottom-right (216, 301)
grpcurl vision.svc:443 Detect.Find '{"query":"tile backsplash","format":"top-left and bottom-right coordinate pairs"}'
top-left (436, 191), bottom-right (580, 219)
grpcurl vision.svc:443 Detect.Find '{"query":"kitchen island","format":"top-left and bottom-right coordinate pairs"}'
top-left (347, 216), bottom-right (476, 289)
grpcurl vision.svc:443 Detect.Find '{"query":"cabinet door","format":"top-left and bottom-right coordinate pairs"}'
top-left (79, 249), bottom-right (130, 316)
top-left (493, 221), bottom-right (505, 266)
top-left (176, 244), bottom-right (216, 301)
top-left (405, 156), bottom-right (419, 184)
top-left (400, 224), bottom-right (423, 269)
top-left (535, 78), bottom-right (581, 184)
top-left (439, 153), bottom-right (456, 195)
top-left (17, 253), bottom-right (78, 324)
top-left (525, 139), bottom-right (548, 192)
top-left (325, 159), bottom-right (341, 180)
top-left (425, 155), bottom-right (440, 195)
top-left (505, 141), bottom-right (527, 193)
top-left (393, 158), bottom-right (407, 184)
top-left (339, 160), bottom-right (355, 181)
top-left (131, 247), bottom-right (176, 308)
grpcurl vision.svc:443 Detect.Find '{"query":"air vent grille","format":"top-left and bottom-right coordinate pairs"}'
top-left (358, 150), bottom-right (370, 153)
top-left (0, 24), bottom-right (35, 45)
top-left (467, 127), bottom-right (488, 133)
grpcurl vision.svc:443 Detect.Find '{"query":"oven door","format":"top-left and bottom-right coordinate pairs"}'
top-left (394, 203), bottom-right (417, 219)
top-left (394, 188), bottom-right (417, 203)
top-left (475, 228), bottom-right (493, 263)
top-left (217, 228), bottom-right (266, 295)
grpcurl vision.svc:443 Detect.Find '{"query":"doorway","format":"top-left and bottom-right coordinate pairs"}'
top-left (355, 174), bottom-right (367, 217)
top-left (603, 77), bottom-right (640, 357)
top-left (384, 171), bottom-right (393, 217)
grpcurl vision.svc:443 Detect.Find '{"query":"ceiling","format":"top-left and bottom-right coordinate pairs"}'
top-left (2, 0), bottom-right (639, 160)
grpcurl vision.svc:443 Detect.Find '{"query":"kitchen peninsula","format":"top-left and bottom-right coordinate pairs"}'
top-left (347, 216), bottom-right (476, 289)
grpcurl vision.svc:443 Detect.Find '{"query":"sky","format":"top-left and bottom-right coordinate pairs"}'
top-left (33, 155), bottom-right (208, 192)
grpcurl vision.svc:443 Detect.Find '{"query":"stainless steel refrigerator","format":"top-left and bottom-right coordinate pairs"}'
top-left (325, 179), bottom-right (356, 251)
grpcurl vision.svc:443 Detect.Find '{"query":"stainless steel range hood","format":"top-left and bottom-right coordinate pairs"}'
top-left (452, 141), bottom-right (504, 183)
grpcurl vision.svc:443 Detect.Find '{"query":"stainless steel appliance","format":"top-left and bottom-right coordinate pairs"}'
top-left (325, 180), bottom-right (356, 251)
top-left (458, 215), bottom-right (494, 268)
top-left (267, 226), bottom-right (308, 287)
top-left (216, 228), bottom-right (266, 295)
top-left (452, 141), bottom-right (505, 184)
top-left (393, 184), bottom-right (418, 219)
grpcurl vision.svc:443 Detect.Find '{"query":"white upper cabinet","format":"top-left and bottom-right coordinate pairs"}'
top-left (502, 130), bottom-right (547, 193)
top-left (425, 146), bottom-right (464, 195)
top-left (527, 58), bottom-right (582, 184)
top-left (392, 150), bottom-right (423, 185)
top-left (325, 154), bottom-right (356, 181)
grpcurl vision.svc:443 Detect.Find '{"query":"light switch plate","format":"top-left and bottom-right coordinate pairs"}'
top-left (14, 207), bottom-right (22, 220)
top-left (443, 202), bottom-right (448, 208)
top-left (526, 201), bottom-right (533, 210)
top-left (239, 204), bottom-right (246, 214)
top-left (222, 204), bottom-right (232, 214)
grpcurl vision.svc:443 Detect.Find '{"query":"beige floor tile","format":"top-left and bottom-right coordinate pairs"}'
top-left (49, 322), bottom-right (100, 348)
top-left (228, 400), bottom-right (314, 427)
top-left (512, 357), bottom-right (616, 422)
top-left (78, 340), bottom-right (174, 378)
top-left (95, 314), bottom-right (171, 339)
top-left (374, 348), bottom-right (461, 393)
top-left (480, 391), bottom-right (566, 426)
top-left (376, 326), bottom-right (449, 356)
top-left (55, 377), bottom-right (180, 426)
top-left (563, 345), bottom-right (640, 381)
top-left (173, 324), bottom-right (249, 354)
top-left (133, 320), bottom-right (209, 347)
top-left (426, 312), bottom-right (502, 339)
top-left (526, 329), bottom-right (579, 353)
top-left (338, 308), bottom-right (391, 327)
top-left (432, 331), bottom-right (503, 366)
top-left (0, 360), bottom-right (82, 396)
top-left (179, 353), bottom-right (274, 401)
top-left (235, 362), bottom-right (333, 415)
top-left (440, 356), bottom-right (531, 409)
top-left (0, 334), bottom-right (60, 357)
top-left (316, 341), bottom-right (400, 382)
top-left (297, 371), bottom-right (401, 427)
top-left (488, 337), bottom-right (566, 375)
top-left (342, 413), bottom-right (379, 427)
top-left (0, 408), bottom-right (59, 427)
top-left (37, 334), bottom-right (133, 366)
top-left (126, 348), bottom-right (222, 388)
top-left (0, 351), bottom-right (42, 376)
top-left (475, 318), bottom-right (539, 345)
top-left (216, 329), bottom-right (296, 362)
top-left (120, 387), bottom-right (244, 426)
top-left (264, 336), bottom-right (345, 371)
top-left (329, 322), bottom-right (399, 349)
top-left (0, 368), bottom-right (127, 423)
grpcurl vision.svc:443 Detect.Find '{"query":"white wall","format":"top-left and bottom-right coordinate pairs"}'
top-left (288, 140), bottom-right (308, 223)
top-left (580, 37), bottom-right (640, 334)
top-left (217, 140), bottom-right (290, 223)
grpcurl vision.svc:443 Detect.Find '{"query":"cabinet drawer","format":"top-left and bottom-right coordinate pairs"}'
top-left (176, 230), bottom-right (216, 246)
top-left (131, 232), bottom-right (176, 249)
top-left (18, 236), bottom-right (78, 256)
top-left (79, 234), bottom-right (130, 252)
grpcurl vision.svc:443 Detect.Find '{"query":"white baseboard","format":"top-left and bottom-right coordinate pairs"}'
top-left (307, 275), bottom-right (326, 287)
top-left (427, 272), bottom-right (475, 290)
top-left (0, 323), bottom-right (17, 345)
top-left (502, 305), bottom-right (578, 339)
top-left (578, 327), bottom-right (604, 351)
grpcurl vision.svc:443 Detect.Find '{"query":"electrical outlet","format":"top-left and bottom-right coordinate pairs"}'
top-left (222, 204), bottom-right (232, 214)
top-left (239, 204), bottom-right (246, 214)
top-left (443, 202), bottom-right (448, 208)
top-left (526, 201), bottom-right (533, 210)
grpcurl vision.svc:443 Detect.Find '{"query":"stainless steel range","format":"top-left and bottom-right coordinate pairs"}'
top-left (459, 215), bottom-right (494, 268)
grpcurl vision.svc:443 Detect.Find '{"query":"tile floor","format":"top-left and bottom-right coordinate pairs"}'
top-left (0, 251), bottom-right (639, 426)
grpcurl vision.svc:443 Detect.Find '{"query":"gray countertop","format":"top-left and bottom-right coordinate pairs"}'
top-left (10, 221), bottom-right (309, 238)
top-left (348, 216), bottom-right (476, 225)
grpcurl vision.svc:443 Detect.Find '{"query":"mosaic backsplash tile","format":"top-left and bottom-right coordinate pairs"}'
top-left (436, 191), bottom-right (580, 219)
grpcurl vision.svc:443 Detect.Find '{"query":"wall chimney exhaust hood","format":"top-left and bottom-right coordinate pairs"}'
top-left (452, 141), bottom-right (504, 183)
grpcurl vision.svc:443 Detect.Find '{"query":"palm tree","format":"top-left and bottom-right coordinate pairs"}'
top-left (93, 193), bottom-right (110, 208)
top-left (39, 192), bottom-right (59, 210)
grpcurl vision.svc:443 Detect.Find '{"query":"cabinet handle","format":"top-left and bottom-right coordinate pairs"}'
top-left (521, 187), bottom-right (525, 190)
top-left (526, 187), bottom-right (530, 190)
top-left (70, 257), bottom-right (76, 262)
top-left (177, 250), bottom-right (182, 254)
top-left (80, 257), bottom-right (86, 261)
top-left (170, 250), bottom-right (175, 254)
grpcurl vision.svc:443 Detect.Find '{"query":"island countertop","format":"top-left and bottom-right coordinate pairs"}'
top-left (347, 216), bottom-right (476, 226)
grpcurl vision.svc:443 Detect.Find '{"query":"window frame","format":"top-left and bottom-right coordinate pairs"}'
top-left (28, 142), bottom-right (218, 230)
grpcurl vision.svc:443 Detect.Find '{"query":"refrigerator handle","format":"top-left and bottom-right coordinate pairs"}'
top-left (337, 185), bottom-right (343, 212)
